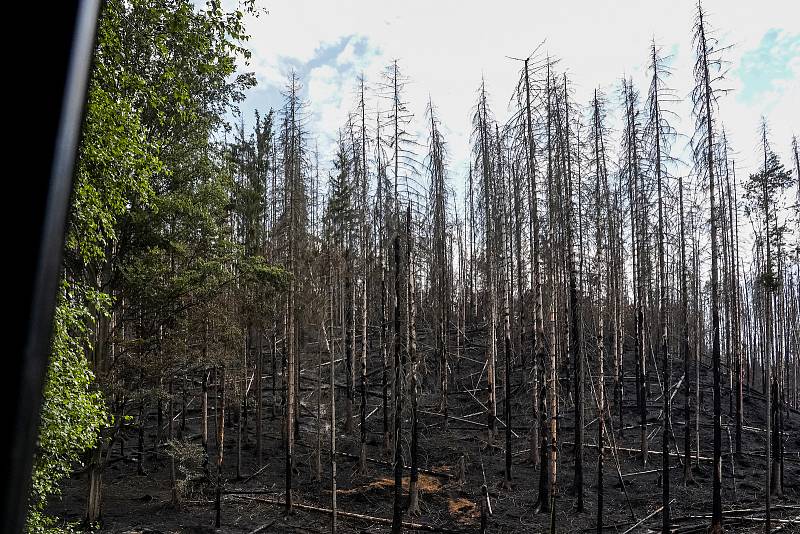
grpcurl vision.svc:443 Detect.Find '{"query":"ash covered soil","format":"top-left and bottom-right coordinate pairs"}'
top-left (51, 331), bottom-right (800, 533)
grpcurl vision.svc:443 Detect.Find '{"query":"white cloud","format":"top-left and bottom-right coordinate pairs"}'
top-left (308, 65), bottom-right (339, 103)
top-left (233, 0), bottom-right (799, 192)
top-left (336, 37), bottom-right (358, 66)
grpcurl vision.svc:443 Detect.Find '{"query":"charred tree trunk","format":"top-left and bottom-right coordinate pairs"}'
top-left (407, 207), bottom-right (421, 516)
top-left (694, 6), bottom-right (723, 531)
top-left (215, 366), bottom-right (225, 528)
top-left (390, 223), bottom-right (405, 534)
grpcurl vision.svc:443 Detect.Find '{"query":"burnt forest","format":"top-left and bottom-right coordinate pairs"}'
top-left (21, 1), bottom-right (800, 533)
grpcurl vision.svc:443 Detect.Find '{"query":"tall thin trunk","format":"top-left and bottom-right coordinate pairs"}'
top-left (256, 328), bottom-right (264, 467)
top-left (215, 366), bottom-right (225, 528)
top-left (727, 155), bottom-right (743, 456)
top-left (479, 85), bottom-right (497, 444)
top-left (315, 325), bottom-right (322, 481)
top-left (566, 74), bottom-right (584, 511)
top-left (546, 76), bottom-right (558, 513)
top-left (503, 278), bottom-right (513, 485)
top-left (325, 267), bottom-right (337, 534)
top-left (169, 379), bottom-right (179, 504)
top-left (651, 44), bottom-right (670, 533)
top-left (407, 207), bottom-right (421, 515)
top-left (377, 112), bottom-right (391, 457)
top-left (695, 6), bottom-right (723, 530)
top-left (592, 90), bottom-right (606, 534)
top-left (524, 58), bottom-right (544, 470)
top-left (679, 172), bottom-right (693, 485)
top-left (344, 248), bottom-right (354, 435)
top-left (535, 65), bottom-right (553, 514)
top-left (359, 83), bottom-right (370, 474)
top-left (286, 270), bottom-right (296, 513)
top-left (390, 223), bottom-right (405, 534)
top-left (762, 122), bottom-right (774, 532)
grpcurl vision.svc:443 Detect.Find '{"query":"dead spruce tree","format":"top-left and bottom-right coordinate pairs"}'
top-left (589, 89), bottom-right (610, 534)
top-left (622, 78), bottom-right (650, 466)
top-left (495, 123), bottom-right (513, 489)
top-left (691, 3), bottom-right (726, 530)
top-left (544, 66), bottom-right (559, 516)
top-left (375, 106), bottom-right (392, 456)
top-left (678, 158), bottom-right (694, 486)
top-left (351, 75), bottom-right (372, 475)
top-left (563, 73), bottom-right (585, 512)
top-left (271, 71), bottom-right (312, 515)
top-left (472, 80), bottom-right (499, 445)
top-left (523, 58), bottom-right (547, 473)
top-left (646, 41), bottom-right (677, 533)
top-left (406, 204), bottom-right (422, 516)
top-left (390, 209), bottom-right (406, 534)
top-left (382, 59), bottom-right (418, 534)
top-left (426, 100), bottom-right (451, 425)
top-left (323, 128), bottom-right (358, 530)
top-left (719, 130), bottom-right (745, 460)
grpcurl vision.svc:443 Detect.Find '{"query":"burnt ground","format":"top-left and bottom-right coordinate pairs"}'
top-left (50, 328), bottom-right (800, 533)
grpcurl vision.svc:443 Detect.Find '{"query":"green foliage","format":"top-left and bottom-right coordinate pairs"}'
top-left (67, 84), bottom-right (161, 265)
top-left (28, 0), bottom-right (163, 527)
top-left (113, 0), bottom-right (261, 339)
top-left (324, 138), bottom-right (355, 248)
top-left (29, 0), bottom-right (275, 529)
top-left (745, 142), bottom-right (795, 276)
top-left (27, 285), bottom-right (109, 534)
top-left (166, 439), bottom-right (206, 499)
top-left (242, 255), bottom-right (291, 289)
top-left (744, 149), bottom-right (795, 218)
top-left (65, 0), bottom-right (164, 267)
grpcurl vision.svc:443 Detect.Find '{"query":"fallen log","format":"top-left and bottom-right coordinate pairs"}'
top-left (563, 441), bottom-right (713, 462)
top-left (222, 489), bottom-right (278, 495)
top-left (579, 521), bottom-right (634, 532)
top-left (335, 450), bottom-right (454, 479)
top-left (620, 499), bottom-right (673, 534)
top-left (619, 465), bottom-right (680, 478)
top-left (247, 519), bottom-right (277, 534)
top-left (670, 503), bottom-right (800, 522)
top-left (229, 494), bottom-right (468, 533)
top-left (240, 463), bottom-right (271, 485)
top-left (773, 513), bottom-right (800, 532)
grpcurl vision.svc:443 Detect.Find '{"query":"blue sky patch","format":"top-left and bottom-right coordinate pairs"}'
top-left (737, 29), bottom-right (799, 103)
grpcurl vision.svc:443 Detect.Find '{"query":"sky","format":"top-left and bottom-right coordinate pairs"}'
top-left (228, 0), bottom-right (799, 202)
